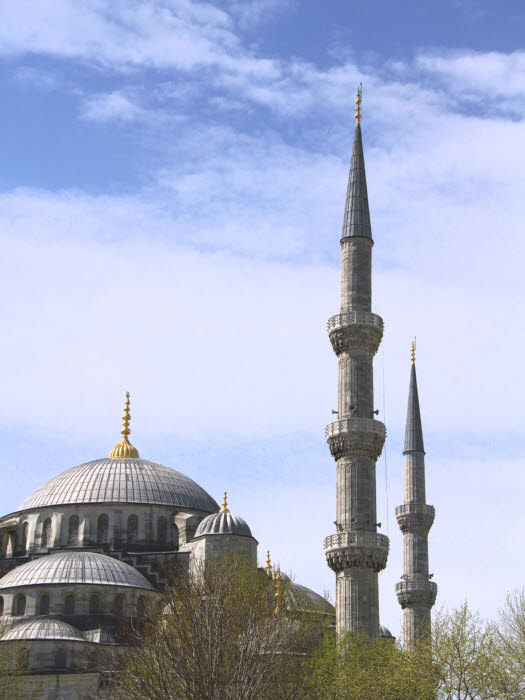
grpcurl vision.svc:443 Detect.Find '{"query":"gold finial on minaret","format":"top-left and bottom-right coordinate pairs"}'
top-left (274, 565), bottom-right (283, 615)
top-left (219, 491), bottom-right (229, 514)
top-left (411, 339), bottom-right (416, 364)
top-left (264, 550), bottom-right (272, 569)
top-left (355, 84), bottom-right (362, 123)
top-left (109, 392), bottom-right (140, 459)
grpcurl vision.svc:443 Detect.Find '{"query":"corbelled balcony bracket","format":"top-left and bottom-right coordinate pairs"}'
top-left (325, 532), bottom-right (390, 573)
top-left (328, 311), bottom-right (384, 356)
top-left (395, 581), bottom-right (438, 609)
top-left (395, 504), bottom-right (435, 534)
top-left (326, 418), bottom-right (386, 459)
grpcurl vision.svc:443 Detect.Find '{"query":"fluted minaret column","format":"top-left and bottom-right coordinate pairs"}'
top-left (395, 344), bottom-right (437, 652)
top-left (324, 89), bottom-right (389, 638)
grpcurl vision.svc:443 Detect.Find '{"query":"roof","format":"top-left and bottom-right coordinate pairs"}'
top-left (404, 363), bottom-right (425, 453)
top-left (18, 458), bottom-right (219, 513)
top-left (0, 551), bottom-right (154, 590)
top-left (341, 122), bottom-right (372, 241)
top-left (1, 617), bottom-right (84, 642)
top-left (194, 511), bottom-right (252, 539)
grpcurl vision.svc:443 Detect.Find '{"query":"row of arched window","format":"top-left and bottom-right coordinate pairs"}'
top-left (0, 592), bottom-right (146, 617)
top-left (18, 513), bottom-right (171, 551)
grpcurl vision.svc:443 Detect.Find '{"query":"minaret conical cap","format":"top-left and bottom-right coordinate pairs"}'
top-left (341, 87), bottom-right (372, 241)
top-left (404, 350), bottom-right (425, 454)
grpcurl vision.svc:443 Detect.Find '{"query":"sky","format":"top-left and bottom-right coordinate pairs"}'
top-left (0, 0), bottom-right (524, 638)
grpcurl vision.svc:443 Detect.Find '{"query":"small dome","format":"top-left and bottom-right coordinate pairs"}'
top-left (379, 624), bottom-right (394, 638)
top-left (287, 581), bottom-right (334, 615)
top-left (0, 552), bottom-right (153, 590)
top-left (194, 512), bottom-right (252, 539)
top-left (2, 617), bottom-right (84, 642)
top-left (18, 458), bottom-right (218, 513)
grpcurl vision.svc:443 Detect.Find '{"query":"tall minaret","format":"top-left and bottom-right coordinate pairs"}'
top-left (395, 343), bottom-right (437, 651)
top-left (324, 89), bottom-right (389, 638)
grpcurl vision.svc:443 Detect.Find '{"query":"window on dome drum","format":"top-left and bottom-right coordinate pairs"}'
top-left (42, 518), bottom-right (52, 548)
top-left (97, 514), bottom-right (109, 544)
top-left (172, 521), bottom-right (179, 550)
top-left (64, 594), bottom-right (75, 616)
top-left (127, 515), bottom-right (138, 544)
top-left (19, 522), bottom-right (28, 553)
top-left (38, 594), bottom-right (50, 615)
top-left (89, 594), bottom-right (100, 615)
top-left (12, 594), bottom-right (26, 616)
top-left (55, 648), bottom-right (67, 669)
top-left (137, 596), bottom-right (146, 618)
top-left (157, 516), bottom-right (167, 545)
top-left (68, 515), bottom-right (79, 545)
top-left (0, 596), bottom-right (3, 615)
top-left (113, 595), bottom-right (125, 617)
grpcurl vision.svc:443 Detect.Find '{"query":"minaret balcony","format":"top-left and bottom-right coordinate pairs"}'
top-left (395, 580), bottom-right (437, 609)
top-left (324, 531), bottom-right (389, 573)
top-left (327, 311), bottom-right (384, 355)
top-left (326, 418), bottom-right (386, 459)
top-left (395, 503), bottom-right (435, 534)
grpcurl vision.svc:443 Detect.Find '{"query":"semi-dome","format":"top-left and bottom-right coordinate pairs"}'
top-left (18, 458), bottom-right (219, 513)
top-left (1, 618), bottom-right (84, 642)
top-left (194, 493), bottom-right (252, 539)
top-left (0, 552), bottom-right (154, 590)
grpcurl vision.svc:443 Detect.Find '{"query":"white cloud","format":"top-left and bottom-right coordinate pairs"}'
top-left (79, 91), bottom-right (146, 122)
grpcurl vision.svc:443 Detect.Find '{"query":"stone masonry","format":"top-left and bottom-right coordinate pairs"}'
top-left (325, 94), bottom-right (389, 638)
top-left (395, 350), bottom-right (437, 651)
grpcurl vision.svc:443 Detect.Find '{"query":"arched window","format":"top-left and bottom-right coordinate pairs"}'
top-left (171, 521), bottom-right (179, 550)
top-left (64, 594), bottom-right (75, 616)
top-left (68, 515), bottom-right (79, 545)
top-left (157, 516), bottom-right (167, 545)
top-left (38, 594), bottom-right (50, 615)
top-left (127, 515), bottom-right (138, 544)
top-left (89, 594), bottom-right (100, 615)
top-left (113, 595), bottom-right (125, 617)
top-left (19, 522), bottom-right (28, 553)
top-left (97, 514), bottom-right (109, 544)
top-left (13, 594), bottom-right (26, 616)
top-left (137, 596), bottom-right (146, 618)
top-left (54, 648), bottom-right (67, 669)
top-left (0, 596), bottom-right (4, 615)
top-left (42, 518), bottom-right (52, 548)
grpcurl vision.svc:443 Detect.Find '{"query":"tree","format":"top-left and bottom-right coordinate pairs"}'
top-left (0, 626), bottom-right (29, 699)
top-left (499, 588), bottom-right (525, 696)
top-left (109, 554), bottom-right (329, 700)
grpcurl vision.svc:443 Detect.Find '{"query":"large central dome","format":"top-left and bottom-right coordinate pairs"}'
top-left (18, 458), bottom-right (219, 513)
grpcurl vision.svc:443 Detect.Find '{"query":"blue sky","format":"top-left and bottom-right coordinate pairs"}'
top-left (1, 0), bottom-right (524, 637)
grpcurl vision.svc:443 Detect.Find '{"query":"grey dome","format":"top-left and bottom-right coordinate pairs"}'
top-left (0, 552), bottom-right (153, 590)
top-left (18, 458), bottom-right (219, 513)
top-left (2, 617), bottom-right (84, 642)
top-left (194, 511), bottom-right (252, 539)
top-left (278, 575), bottom-right (333, 614)
top-left (379, 624), bottom-right (394, 638)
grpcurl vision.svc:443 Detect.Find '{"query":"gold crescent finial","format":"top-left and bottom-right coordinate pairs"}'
top-left (264, 550), bottom-right (272, 569)
top-left (411, 339), bottom-right (416, 364)
top-left (355, 84), bottom-right (362, 123)
top-left (109, 392), bottom-right (140, 459)
top-left (219, 491), bottom-right (229, 514)
top-left (274, 565), bottom-right (283, 615)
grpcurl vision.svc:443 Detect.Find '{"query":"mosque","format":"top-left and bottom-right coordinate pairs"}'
top-left (0, 90), bottom-right (435, 698)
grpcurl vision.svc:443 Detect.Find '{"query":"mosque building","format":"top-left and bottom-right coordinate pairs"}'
top-left (0, 90), bottom-right (434, 697)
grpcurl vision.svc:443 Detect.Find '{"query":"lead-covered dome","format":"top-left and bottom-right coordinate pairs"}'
top-left (1, 618), bottom-right (84, 642)
top-left (194, 493), bottom-right (252, 539)
top-left (18, 458), bottom-right (219, 513)
top-left (0, 552), bottom-right (154, 590)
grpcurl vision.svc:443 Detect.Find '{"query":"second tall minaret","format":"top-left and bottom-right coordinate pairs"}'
top-left (324, 90), bottom-right (389, 637)
top-left (395, 344), bottom-right (437, 651)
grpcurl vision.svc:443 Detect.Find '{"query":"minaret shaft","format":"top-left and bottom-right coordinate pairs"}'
top-left (324, 101), bottom-right (388, 638)
top-left (396, 359), bottom-right (437, 652)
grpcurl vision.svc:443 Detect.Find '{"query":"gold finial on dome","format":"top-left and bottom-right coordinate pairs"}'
top-left (264, 550), bottom-right (272, 569)
top-left (219, 491), bottom-right (229, 514)
top-left (109, 392), bottom-right (140, 459)
top-left (355, 84), bottom-right (362, 123)
top-left (411, 339), bottom-right (416, 364)
top-left (274, 565), bottom-right (283, 615)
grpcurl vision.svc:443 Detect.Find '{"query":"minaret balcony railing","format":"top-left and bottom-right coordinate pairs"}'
top-left (328, 311), bottom-right (384, 356)
top-left (395, 580), bottom-right (438, 609)
top-left (395, 503), bottom-right (435, 534)
top-left (325, 531), bottom-right (389, 573)
top-left (326, 418), bottom-right (386, 459)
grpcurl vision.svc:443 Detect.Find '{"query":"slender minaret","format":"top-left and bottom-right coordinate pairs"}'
top-left (395, 343), bottom-right (437, 651)
top-left (324, 88), bottom-right (389, 638)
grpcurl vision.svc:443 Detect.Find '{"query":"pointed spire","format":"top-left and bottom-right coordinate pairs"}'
top-left (342, 86), bottom-right (372, 241)
top-left (404, 347), bottom-right (425, 454)
top-left (109, 392), bottom-right (140, 459)
top-left (219, 491), bottom-right (229, 514)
